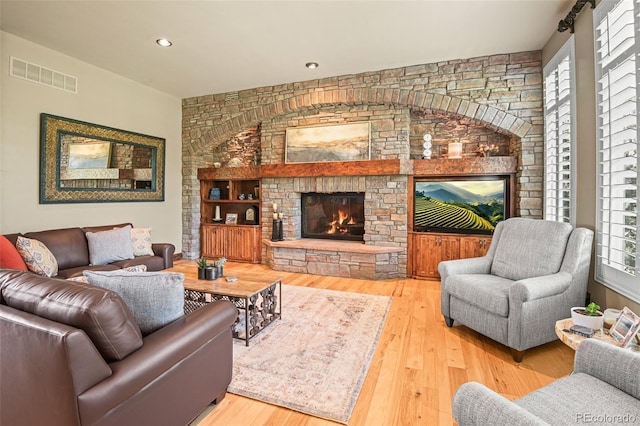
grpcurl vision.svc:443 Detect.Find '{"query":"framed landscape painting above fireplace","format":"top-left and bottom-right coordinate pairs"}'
top-left (285, 122), bottom-right (370, 164)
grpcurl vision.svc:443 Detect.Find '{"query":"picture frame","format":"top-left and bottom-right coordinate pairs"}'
top-left (68, 142), bottom-right (112, 169)
top-left (40, 113), bottom-right (165, 203)
top-left (225, 213), bottom-right (238, 225)
top-left (610, 307), bottom-right (640, 347)
top-left (285, 122), bottom-right (370, 164)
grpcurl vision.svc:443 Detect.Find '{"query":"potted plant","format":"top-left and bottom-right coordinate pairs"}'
top-left (215, 257), bottom-right (227, 278)
top-left (571, 302), bottom-right (604, 330)
top-left (196, 256), bottom-right (208, 280)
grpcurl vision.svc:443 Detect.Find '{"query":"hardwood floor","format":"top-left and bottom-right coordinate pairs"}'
top-left (176, 260), bottom-right (575, 426)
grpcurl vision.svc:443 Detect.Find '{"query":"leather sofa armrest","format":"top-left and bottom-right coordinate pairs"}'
top-left (78, 300), bottom-right (237, 423)
top-left (1, 305), bottom-right (112, 425)
top-left (152, 243), bottom-right (175, 269)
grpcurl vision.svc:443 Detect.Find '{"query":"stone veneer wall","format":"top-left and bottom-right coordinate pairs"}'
top-left (182, 51), bottom-right (543, 259)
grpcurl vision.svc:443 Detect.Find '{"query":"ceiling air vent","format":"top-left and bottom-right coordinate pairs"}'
top-left (10, 57), bottom-right (77, 94)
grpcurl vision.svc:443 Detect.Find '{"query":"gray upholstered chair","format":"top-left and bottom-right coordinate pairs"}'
top-left (452, 339), bottom-right (640, 425)
top-left (439, 217), bottom-right (594, 362)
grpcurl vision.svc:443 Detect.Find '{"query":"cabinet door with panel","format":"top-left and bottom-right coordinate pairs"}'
top-left (201, 225), bottom-right (226, 258)
top-left (227, 227), bottom-right (260, 263)
top-left (459, 236), bottom-right (492, 259)
top-left (412, 234), bottom-right (460, 279)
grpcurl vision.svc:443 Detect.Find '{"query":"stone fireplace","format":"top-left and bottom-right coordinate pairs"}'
top-left (182, 52), bottom-right (544, 281)
top-left (301, 192), bottom-right (365, 241)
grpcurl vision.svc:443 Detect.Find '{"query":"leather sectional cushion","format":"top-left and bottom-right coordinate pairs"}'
top-left (85, 270), bottom-right (185, 335)
top-left (23, 227), bottom-right (90, 271)
top-left (0, 269), bottom-right (143, 361)
top-left (0, 235), bottom-right (28, 271)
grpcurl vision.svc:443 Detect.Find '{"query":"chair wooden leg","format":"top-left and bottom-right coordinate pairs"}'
top-left (510, 349), bottom-right (524, 363)
top-left (443, 316), bottom-right (454, 327)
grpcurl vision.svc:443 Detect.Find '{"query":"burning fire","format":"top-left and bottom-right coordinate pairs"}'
top-left (327, 208), bottom-right (351, 234)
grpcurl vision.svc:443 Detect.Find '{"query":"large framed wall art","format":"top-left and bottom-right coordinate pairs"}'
top-left (39, 113), bottom-right (165, 203)
top-left (285, 122), bottom-right (370, 164)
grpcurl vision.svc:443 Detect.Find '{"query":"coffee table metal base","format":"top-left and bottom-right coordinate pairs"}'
top-left (184, 280), bottom-right (281, 346)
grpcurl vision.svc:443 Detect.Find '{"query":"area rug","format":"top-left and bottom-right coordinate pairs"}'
top-left (227, 284), bottom-right (392, 424)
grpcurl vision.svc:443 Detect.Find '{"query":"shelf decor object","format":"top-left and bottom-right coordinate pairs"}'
top-left (448, 142), bottom-right (463, 159)
top-left (39, 113), bottom-right (165, 203)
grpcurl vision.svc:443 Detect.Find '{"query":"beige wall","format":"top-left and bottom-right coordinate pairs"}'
top-left (0, 32), bottom-right (183, 251)
top-left (541, 3), bottom-right (640, 312)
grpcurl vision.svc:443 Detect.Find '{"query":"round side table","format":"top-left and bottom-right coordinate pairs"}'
top-left (554, 318), bottom-right (617, 350)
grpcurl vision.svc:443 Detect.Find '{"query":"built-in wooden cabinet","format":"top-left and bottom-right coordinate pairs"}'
top-left (201, 224), bottom-right (261, 263)
top-left (409, 233), bottom-right (492, 279)
top-left (198, 166), bottom-right (261, 263)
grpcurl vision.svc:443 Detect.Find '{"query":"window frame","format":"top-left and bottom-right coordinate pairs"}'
top-left (543, 35), bottom-right (577, 226)
top-left (594, 0), bottom-right (640, 303)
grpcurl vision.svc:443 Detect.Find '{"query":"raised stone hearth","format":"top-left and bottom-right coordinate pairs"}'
top-left (263, 239), bottom-right (404, 280)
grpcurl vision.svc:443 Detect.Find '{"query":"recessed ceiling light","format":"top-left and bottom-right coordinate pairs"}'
top-left (305, 62), bottom-right (319, 69)
top-left (156, 38), bottom-right (173, 47)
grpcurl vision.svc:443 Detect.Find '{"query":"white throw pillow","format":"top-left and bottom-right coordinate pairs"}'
top-left (86, 225), bottom-right (135, 265)
top-left (130, 227), bottom-right (154, 256)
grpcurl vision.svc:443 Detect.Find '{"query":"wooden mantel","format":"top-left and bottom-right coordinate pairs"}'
top-left (197, 157), bottom-right (518, 179)
top-left (260, 159), bottom-right (413, 178)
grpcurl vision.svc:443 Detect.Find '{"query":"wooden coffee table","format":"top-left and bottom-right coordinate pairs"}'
top-left (181, 270), bottom-right (281, 346)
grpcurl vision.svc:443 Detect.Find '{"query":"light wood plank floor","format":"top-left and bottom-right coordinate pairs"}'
top-left (174, 260), bottom-right (575, 426)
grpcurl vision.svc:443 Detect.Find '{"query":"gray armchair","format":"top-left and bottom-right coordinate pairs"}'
top-left (452, 339), bottom-right (640, 425)
top-left (439, 218), bottom-right (593, 361)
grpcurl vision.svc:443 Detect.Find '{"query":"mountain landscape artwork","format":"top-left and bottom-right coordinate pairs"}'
top-left (414, 180), bottom-right (505, 232)
top-left (285, 122), bottom-right (370, 163)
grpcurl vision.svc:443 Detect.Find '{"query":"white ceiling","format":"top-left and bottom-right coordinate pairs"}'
top-left (1, 0), bottom-right (573, 99)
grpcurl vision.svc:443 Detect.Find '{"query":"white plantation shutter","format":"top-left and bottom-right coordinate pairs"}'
top-left (595, 0), bottom-right (640, 302)
top-left (544, 37), bottom-right (576, 224)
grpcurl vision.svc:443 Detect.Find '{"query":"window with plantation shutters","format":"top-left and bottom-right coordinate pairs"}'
top-left (544, 37), bottom-right (575, 225)
top-left (595, 0), bottom-right (640, 302)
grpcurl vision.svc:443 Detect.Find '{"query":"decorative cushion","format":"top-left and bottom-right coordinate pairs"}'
top-left (130, 227), bottom-right (154, 256)
top-left (84, 270), bottom-right (185, 335)
top-left (0, 235), bottom-right (28, 271)
top-left (86, 225), bottom-right (135, 266)
top-left (67, 265), bottom-right (147, 283)
top-left (15, 236), bottom-right (58, 277)
top-left (0, 269), bottom-right (143, 361)
top-left (491, 218), bottom-right (573, 281)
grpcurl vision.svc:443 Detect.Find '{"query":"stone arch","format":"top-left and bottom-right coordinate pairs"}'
top-left (182, 88), bottom-right (534, 258)
top-left (186, 89), bottom-right (531, 152)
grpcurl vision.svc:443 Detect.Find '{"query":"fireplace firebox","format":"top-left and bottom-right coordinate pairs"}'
top-left (301, 192), bottom-right (365, 241)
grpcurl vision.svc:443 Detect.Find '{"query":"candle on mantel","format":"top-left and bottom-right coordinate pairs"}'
top-left (214, 205), bottom-right (221, 221)
top-left (278, 212), bottom-right (283, 219)
top-left (272, 203), bottom-right (278, 212)
top-left (273, 213), bottom-right (278, 219)
top-left (448, 142), bottom-right (463, 159)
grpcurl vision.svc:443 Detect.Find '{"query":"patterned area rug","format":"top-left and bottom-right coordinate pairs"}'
top-left (228, 284), bottom-right (392, 424)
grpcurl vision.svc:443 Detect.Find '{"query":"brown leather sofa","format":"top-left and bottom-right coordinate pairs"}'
top-left (0, 269), bottom-right (237, 426)
top-left (4, 223), bottom-right (175, 278)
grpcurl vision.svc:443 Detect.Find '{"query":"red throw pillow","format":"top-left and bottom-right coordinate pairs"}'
top-left (0, 235), bottom-right (28, 271)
